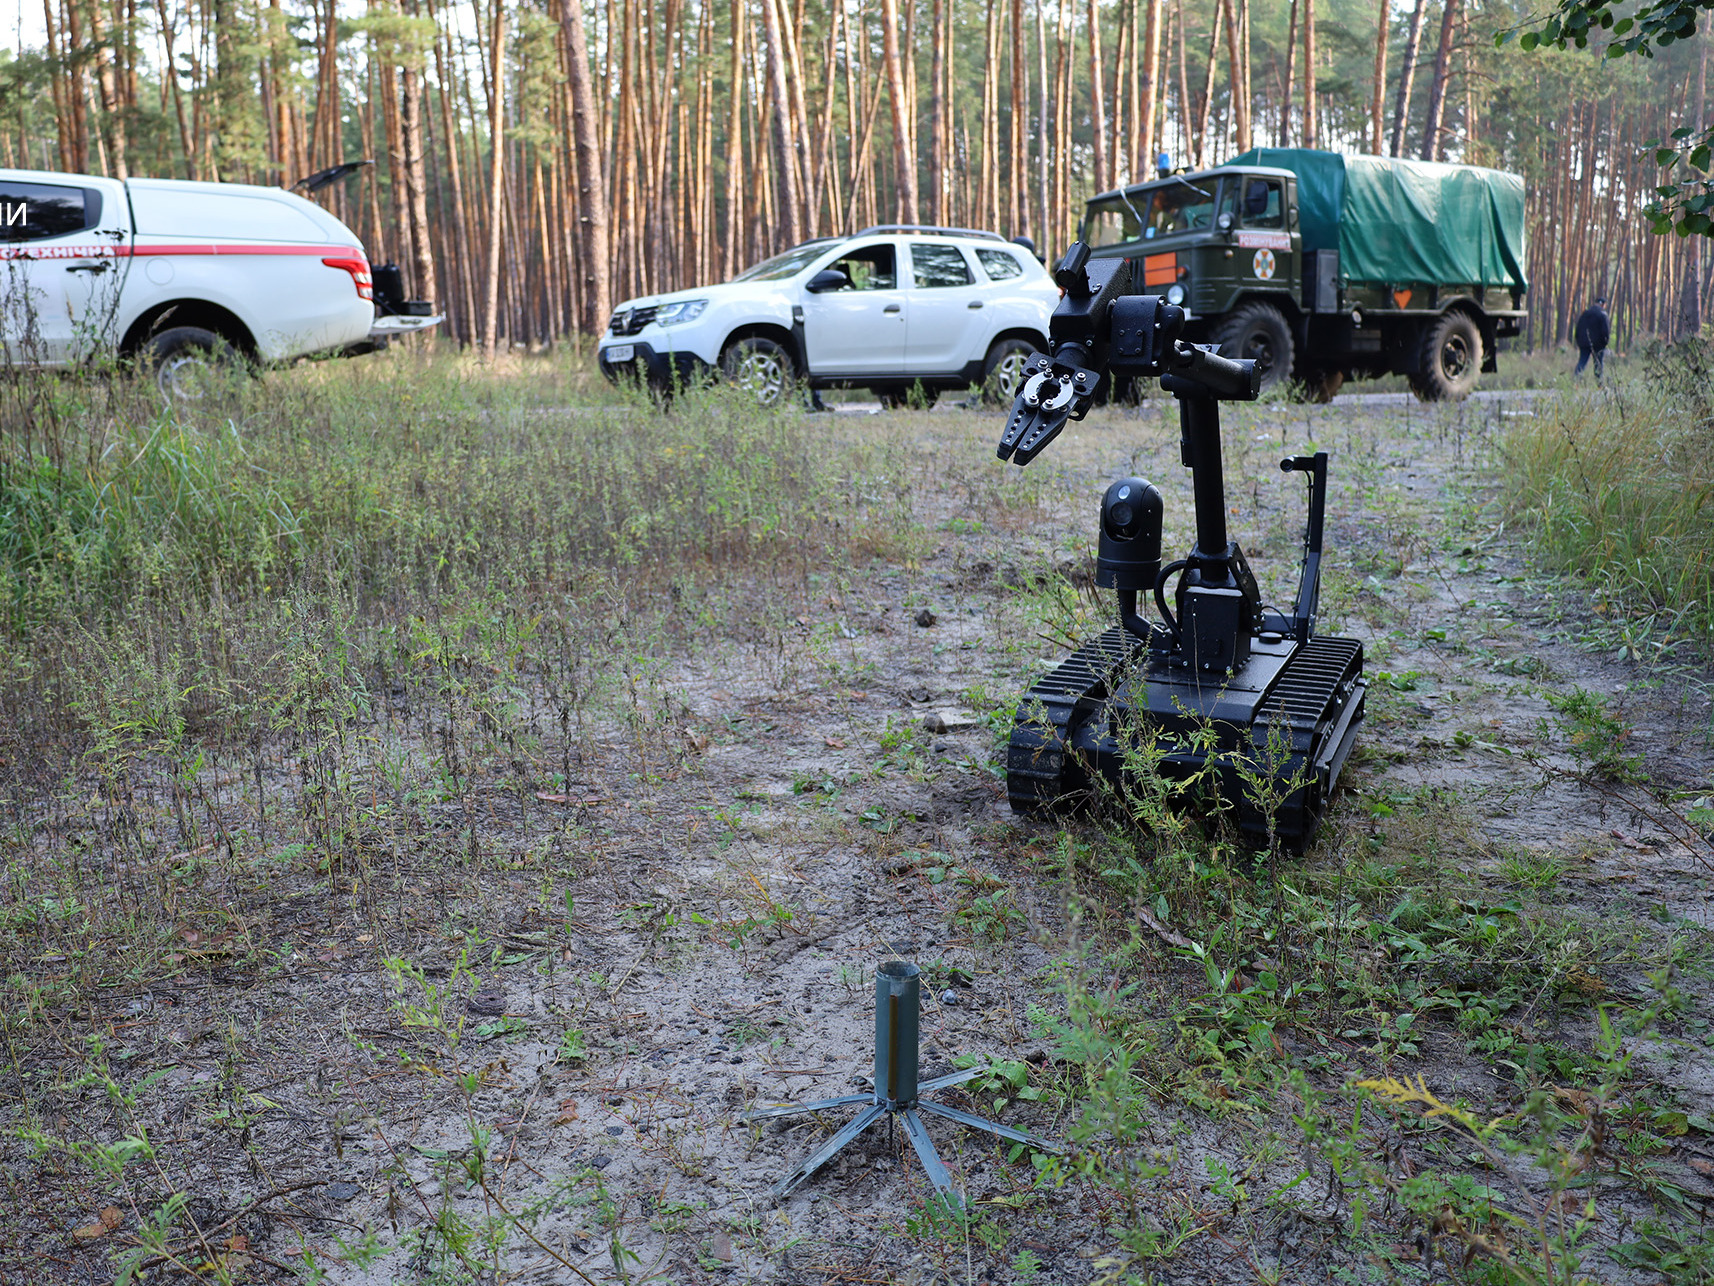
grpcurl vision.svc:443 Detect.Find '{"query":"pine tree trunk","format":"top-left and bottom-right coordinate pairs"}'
top-left (557, 0), bottom-right (610, 332)
top-left (809, 8), bottom-right (842, 233)
top-left (1173, 0), bottom-right (1191, 167)
top-left (1368, 0), bottom-right (1388, 154)
top-left (1390, 0), bottom-right (1428, 157)
top-left (1126, 0), bottom-right (1140, 179)
top-left (927, 0), bottom-right (946, 224)
top-left (428, 0), bottom-right (475, 339)
top-left (1279, 0), bottom-right (1297, 146)
top-left (88, 1), bottom-right (128, 178)
top-left (482, 0), bottom-right (506, 357)
top-left (1682, 33), bottom-right (1708, 336)
top-left (879, 0), bottom-right (917, 223)
top-left (1052, 3), bottom-right (1074, 250)
top-left (398, 30), bottom-right (436, 312)
top-left (1009, 0), bottom-right (1026, 234)
top-left (980, 0), bottom-right (998, 226)
top-left (1109, 2), bottom-right (1128, 183)
top-left (151, 0), bottom-right (197, 177)
top-left (777, 0), bottom-right (814, 236)
top-left (941, 0), bottom-right (957, 223)
top-left (316, 0), bottom-right (340, 170)
top-left (1192, 0), bottom-right (1223, 169)
top-left (1462, 2), bottom-right (1478, 157)
top-left (761, 0), bottom-right (803, 242)
top-left (1037, 0), bottom-right (1051, 243)
top-left (1301, 0), bottom-right (1317, 150)
top-left (1419, 0), bottom-right (1461, 161)
top-left (1088, 0), bottom-right (1108, 192)
top-left (43, 2), bottom-right (71, 171)
top-left (724, 0), bottom-right (745, 275)
top-left (1139, 0), bottom-right (1161, 172)
top-left (1223, 0), bottom-right (1248, 154)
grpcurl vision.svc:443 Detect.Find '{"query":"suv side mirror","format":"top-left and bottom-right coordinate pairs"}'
top-left (806, 268), bottom-right (851, 293)
top-left (1215, 212), bottom-right (1235, 233)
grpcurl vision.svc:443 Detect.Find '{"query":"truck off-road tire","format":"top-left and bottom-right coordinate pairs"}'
top-left (1410, 311), bottom-right (1483, 402)
top-left (981, 338), bottom-right (1039, 405)
top-left (1212, 302), bottom-right (1295, 390)
top-left (145, 326), bottom-right (247, 403)
top-left (720, 336), bottom-right (797, 407)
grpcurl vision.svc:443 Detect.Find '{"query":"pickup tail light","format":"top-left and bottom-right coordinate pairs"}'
top-left (322, 255), bottom-right (374, 301)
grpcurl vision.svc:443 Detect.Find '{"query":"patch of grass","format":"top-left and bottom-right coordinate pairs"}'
top-left (1498, 342), bottom-right (1714, 659)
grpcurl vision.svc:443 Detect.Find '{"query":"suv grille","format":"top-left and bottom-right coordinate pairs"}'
top-left (608, 305), bottom-right (658, 336)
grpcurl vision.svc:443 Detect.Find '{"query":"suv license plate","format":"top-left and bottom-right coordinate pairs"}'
top-left (606, 344), bottom-right (635, 363)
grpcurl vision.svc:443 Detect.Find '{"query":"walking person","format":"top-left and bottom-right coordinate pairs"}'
top-left (1574, 296), bottom-right (1610, 381)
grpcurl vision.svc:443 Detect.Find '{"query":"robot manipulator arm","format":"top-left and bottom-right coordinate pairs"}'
top-left (996, 244), bottom-right (1130, 466)
top-left (996, 242), bottom-right (1260, 468)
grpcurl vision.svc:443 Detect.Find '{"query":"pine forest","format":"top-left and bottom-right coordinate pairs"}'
top-left (1, 0), bottom-right (1709, 352)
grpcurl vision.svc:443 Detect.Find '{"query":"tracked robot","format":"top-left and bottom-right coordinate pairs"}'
top-left (995, 242), bottom-right (1366, 851)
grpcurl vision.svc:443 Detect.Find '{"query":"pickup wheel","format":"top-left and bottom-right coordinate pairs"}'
top-left (1212, 302), bottom-right (1294, 390)
top-left (720, 336), bottom-right (796, 407)
top-left (1410, 312), bottom-right (1482, 402)
top-left (981, 338), bottom-right (1038, 405)
top-left (145, 326), bottom-right (247, 402)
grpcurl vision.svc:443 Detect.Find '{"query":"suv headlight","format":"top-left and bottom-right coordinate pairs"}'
top-left (655, 299), bottom-right (708, 327)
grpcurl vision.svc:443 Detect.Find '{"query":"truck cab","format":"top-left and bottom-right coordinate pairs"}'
top-left (1083, 166), bottom-right (1300, 324)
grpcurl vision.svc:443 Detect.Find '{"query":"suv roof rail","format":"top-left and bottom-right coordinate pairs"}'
top-left (855, 224), bottom-right (1008, 242)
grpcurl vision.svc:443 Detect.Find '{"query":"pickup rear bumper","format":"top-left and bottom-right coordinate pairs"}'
top-left (370, 313), bottom-right (444, 340)
top-left (339, 311), bottom-right (443, 357)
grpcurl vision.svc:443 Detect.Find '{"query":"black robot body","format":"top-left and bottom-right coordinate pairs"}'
top-left (996, 243), bottom-right (1367, 851)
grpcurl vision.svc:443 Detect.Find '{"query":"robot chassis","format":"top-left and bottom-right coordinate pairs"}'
top-left (995, 242), bottom-right (1367, 851)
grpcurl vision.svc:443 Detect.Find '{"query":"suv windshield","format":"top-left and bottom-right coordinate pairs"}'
top-left (733, 241), bottom-right (837, 282)
top-left (1084, 179), bottom-right (1219, 247)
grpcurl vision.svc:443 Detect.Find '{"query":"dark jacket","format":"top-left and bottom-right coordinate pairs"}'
top-left (1574, 305), bottom-right (1610, 350)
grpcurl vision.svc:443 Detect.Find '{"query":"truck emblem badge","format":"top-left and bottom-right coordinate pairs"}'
top-left (1252, 248), bottom-right (1276, 280)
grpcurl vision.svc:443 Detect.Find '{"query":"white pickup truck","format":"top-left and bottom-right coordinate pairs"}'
top-left (0, 168), bottom-right (435, 396)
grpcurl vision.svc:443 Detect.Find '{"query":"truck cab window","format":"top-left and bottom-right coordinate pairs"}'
top-left (829, 243), bottom-right (896, 290)
top-left (1084, 201), bottom-right (1142, 248)
top-left (1145, 182), bottom-right (1216, 237)
top-left (1083, 182), bottom-right (1216, 247)
top-left (1242, 180), bottom-right (1283, 228)
top-left (0, 181), bottom-right (98, 242)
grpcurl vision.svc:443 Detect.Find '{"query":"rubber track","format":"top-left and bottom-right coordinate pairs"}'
top-left (1252, 635), bottom-right (1364, 756)
top-left (1006, 624), bottom-right (1143, 811)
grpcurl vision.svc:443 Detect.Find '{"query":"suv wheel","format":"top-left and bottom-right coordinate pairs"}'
top-left (981, 338), bottom-right (1038, 405)
top-left (1409, 312), bottom-right (1482, 402)
top-left (145, 326), bottom-right (246, 403)
top-left (720, 336), bottom-right (796, 407)
top-left (1212, 303), bottom-right (1294, 390)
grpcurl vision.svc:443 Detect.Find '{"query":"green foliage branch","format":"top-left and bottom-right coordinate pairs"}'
top-left (1501, 1), bottom-right (1713, 236)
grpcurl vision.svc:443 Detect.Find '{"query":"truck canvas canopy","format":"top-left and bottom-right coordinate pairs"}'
top-left (1227, 148), bottom-right (1528, 293)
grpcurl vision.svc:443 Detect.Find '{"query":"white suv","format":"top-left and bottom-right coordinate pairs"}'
top-left (597, 226), bottom-right (1058, 406)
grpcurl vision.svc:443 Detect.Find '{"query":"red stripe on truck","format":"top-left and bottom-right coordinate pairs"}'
top-left (0, 243), bottom-right (364, 260)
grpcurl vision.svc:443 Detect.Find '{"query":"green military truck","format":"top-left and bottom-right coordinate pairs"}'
top-left (1079, 147), bottom-right (1528, 400)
